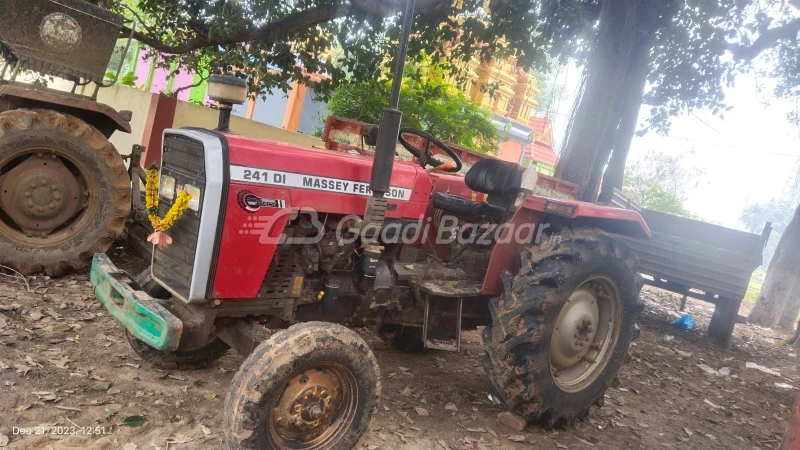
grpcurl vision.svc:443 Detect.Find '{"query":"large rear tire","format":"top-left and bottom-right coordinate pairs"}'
top-left (0, 109), bottom-right (130, 276)
top-left (482, 228), bottom-right (643, 426)
top-left (225, 322), bottom-right (380, 449)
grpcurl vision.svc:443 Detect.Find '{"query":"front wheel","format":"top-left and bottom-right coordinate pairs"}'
top-left (482, 228), bottom-right (643, 426)
top-left (225, 322), bottom-right (380, 450)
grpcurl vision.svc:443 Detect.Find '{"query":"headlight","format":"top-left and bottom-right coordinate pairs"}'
top-left (184, 184), bottom-right (202, 211)
top-left (160, 175), bottom-right (176, 200)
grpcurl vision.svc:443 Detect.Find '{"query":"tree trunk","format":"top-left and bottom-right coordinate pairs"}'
top-left (749, 204), bottom-right (800, 328)
top-left (597, 1), bottom-right (670, 205)
top-left (586, 131), bottom-right (617, 201)
top-left (556, 0), bottom-right (640, 200)
top-left (779, 276), bottom-right (800, 329)
top-left (596, 43), bottom-right (651, 204)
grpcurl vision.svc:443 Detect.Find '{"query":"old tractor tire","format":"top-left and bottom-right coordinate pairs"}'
top-left (124, 268), bottom-right (230, 371)
top-left (0, 109), bottom-right (130, 276)
top-left (482, 228), bottom-right (643, 427)
top-left (225, 322), bottom-right (381, 450)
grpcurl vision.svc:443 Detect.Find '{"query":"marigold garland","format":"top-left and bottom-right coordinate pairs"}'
top-left (145, 164), bottom-right (193, 232)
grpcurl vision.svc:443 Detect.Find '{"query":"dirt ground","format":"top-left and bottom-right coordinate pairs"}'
top-left (1, 251), bottom-right (798, 450)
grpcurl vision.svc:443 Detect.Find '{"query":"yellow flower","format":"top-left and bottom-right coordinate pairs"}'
top-left (145, 166), bottom-right (192, 233)
top-left (145, 167), bottom-right (160, 213)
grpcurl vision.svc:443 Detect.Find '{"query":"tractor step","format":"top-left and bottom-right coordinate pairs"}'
top-left (415, 279), bottom-right (483, 297)
top-left (422, 295), bottom-right (463, 352)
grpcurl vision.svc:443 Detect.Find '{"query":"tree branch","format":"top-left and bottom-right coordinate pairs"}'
top-left (350, 0), bottom-right (444, 17)
top-left (124, 4), bottom-right (352, 54)
top-left (125, 0), bottom-right (447, 55)
top-left (172, 72), bottom-right (209, 96)
top-left (731, 17), bottom-right (800, 62)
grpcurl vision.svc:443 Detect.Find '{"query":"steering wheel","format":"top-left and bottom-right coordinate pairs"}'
top-left (397, 128), bottom-right (463, 173)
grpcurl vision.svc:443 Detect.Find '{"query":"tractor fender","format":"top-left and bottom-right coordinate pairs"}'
top-left (0, 81), bottom-right (131, 138)
top-left (521, 195), bottom-right (651, 239)
top-left (481, 198), bottom-right (650, 295)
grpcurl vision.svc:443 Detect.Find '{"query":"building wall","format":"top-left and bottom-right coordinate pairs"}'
top-left (172, 101), bottom-right (324, 149)
top-left (535, 161), bottom-right (556, 176)
top-left (497, 140), bottom-right (523, 164)
top-left (133, 54), bottom-right (202, 102)
top-left (296, 89), bottom-right (329, 135)
top-left (251, 91), bottom-right (290, 128)
top-left (96, 84), bottom-right (154, 157)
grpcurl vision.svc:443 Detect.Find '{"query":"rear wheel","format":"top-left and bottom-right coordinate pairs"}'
top-left (0, 109), bottom-right (130, 276)
top-left (125, 268), bottom-right (229, 371)
top-left (225, 322), bottom-right (380, 449)
top-left (482, 228), bottom-right (643, 426)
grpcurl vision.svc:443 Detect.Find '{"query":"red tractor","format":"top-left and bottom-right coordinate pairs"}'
top-left (91, 2), bottom-right (649, 448)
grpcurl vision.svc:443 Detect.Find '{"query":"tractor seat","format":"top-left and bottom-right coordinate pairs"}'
top-left (432, 159), bottom-right (523, 220)
top-left (433, 192), bottom-right (506, 220)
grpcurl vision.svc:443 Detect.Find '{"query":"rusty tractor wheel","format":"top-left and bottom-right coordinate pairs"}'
top-left (124, 268), bottom-right (230, 371)
top-left (482, 228), bottom-right (643, 426)
top-left (0, 109), bottom-right (130, 276)
top-left (225, 322), bottom-right (380, 450)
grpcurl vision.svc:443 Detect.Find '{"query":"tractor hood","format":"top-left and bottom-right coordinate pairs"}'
top-left (224, 133), bottom-right (433, 219)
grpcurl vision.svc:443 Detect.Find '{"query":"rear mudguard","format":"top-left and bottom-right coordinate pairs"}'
top-left (480, 195), bottom-right (650, 294)
top-left (0, 81), bottom-right (131, 137)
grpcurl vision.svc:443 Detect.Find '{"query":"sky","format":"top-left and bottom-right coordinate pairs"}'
top-left (549, 66), bottom-right (800, 231)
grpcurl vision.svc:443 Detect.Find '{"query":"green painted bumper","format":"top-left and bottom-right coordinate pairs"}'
top-left (90, 254), bottom-right (183, 351)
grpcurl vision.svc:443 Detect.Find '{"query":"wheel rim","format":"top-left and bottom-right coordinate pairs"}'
top-left (0, 147), bottom-right (96, 246)
top-left (549, 276), bottom-right (622, 393)
top-left (268, 363), bottom-right (359, 449)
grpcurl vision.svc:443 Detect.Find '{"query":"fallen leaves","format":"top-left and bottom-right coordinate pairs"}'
top-left (746, 362), bottom-right (781, 377)
top-left (696, 364), bottom-right (718, 376)
top-left (31, 391), bottom-right (58, 402)
top-left (50, 355), bottom-right (70, 370)
top-left (54, 405), bottom-right (82, 412)
top-left (121, 415), bottom-right (147, 427)
top-left (203, 392), bottom-right (218, 400)
top-left (413, 407), bottom-right (429, 417)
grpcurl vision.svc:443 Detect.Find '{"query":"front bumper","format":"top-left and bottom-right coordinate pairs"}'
top-left (90, 254), bottom-right (183, 351)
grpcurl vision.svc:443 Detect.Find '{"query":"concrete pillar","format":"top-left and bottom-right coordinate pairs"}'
top-left (140, 94), bottom-right (177, 167)
top-left (282, 81), bottom-right (308, 132)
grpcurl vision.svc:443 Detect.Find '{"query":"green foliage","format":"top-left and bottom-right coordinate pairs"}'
top-left (327, 61), bottom-right (499, 154)
top-left (623, 152), bottom-right (701, 218)
top-left (624, 176), bottom-right (691, 216)
top-left (740, 200), bottom-right (795, 233)
top-left (530, 56), bottom-right (567, 119)
top-left (106, 1), bottom-right (586, 100)
top-left (104, 0), bottom-right (799, 135)
top-left (740, 200), bottom-right (796, 268)
top-left (104, 71), bottom-right (139, 87)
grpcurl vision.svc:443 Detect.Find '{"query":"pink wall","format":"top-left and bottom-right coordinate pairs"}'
top-left (133, 54), bottom-right (199, 102)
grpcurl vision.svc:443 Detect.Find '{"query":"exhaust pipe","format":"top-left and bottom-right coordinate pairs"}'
top-left (362, 0), bottom-right (416, 247)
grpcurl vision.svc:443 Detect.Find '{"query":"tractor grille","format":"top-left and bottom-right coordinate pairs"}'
top-left (152, 134), bottom-right (206, 301)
